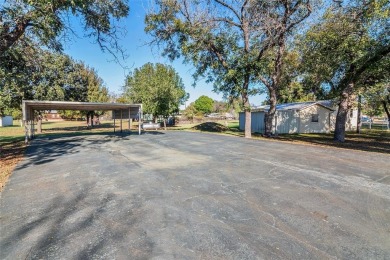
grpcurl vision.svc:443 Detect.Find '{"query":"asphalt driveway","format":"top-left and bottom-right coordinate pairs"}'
top-left (1, 131), bottom-right (389, 259)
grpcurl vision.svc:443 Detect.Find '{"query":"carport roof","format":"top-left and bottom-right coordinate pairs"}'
top-left (23, 100), bottom-right (141, 121)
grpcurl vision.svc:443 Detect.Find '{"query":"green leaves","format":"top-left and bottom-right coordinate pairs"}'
top-left (123, 63), bottom-right (188, 118)
top-left (0, 42), bottom-right (108, 116)
top-left (300, 1), bottom-right (389, 96)
top-left (0, 0), bottom-right (129, 56)
top-left (194, 95), bottom-right (214, 114)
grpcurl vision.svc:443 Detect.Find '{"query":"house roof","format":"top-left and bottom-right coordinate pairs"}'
top-left (252, 101), bottom-right (335, 112)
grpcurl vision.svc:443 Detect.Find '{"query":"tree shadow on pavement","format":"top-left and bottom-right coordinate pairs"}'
top-left (142, 131), bottom-right (165, 135)
top-left (0, 184), bottom-right (154, 259)
top-left (15, 132), bottom-right (133, 171)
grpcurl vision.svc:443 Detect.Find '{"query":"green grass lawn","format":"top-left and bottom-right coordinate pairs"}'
top-left (274, 129), bottom-right (390, 154)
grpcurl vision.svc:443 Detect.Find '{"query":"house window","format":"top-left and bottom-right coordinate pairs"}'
top-left (311, 114), bottom-right (319, 122)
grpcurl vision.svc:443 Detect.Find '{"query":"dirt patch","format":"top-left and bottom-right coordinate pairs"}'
top-left (191, 122), bottom-right (230, 132)
top-left (0, 140), bottom-right (26, 191)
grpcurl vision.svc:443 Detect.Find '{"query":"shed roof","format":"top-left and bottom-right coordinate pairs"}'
top-left (252, 101), bottom-right (335, 112)
top-left (23, 100), bottom-right (142, 121)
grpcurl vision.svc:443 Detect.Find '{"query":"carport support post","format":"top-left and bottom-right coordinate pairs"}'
top-left (113, 110), bottom-right (116, 133)
top-left (128, 108), bottom-right (131, 132)
top-left (120, 109), bottom-right (123, 133)
top-left (31, 119), bottom-right (34, 138)
top-left (24, 121), bottom-right (28, 143)
top-left (25, 120), bottom-right (31, 143)
top-left (138, 109), bottom-right (142, 135)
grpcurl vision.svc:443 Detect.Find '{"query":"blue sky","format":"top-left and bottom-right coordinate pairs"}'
top-left (62, 0), bottom-right (265, 107)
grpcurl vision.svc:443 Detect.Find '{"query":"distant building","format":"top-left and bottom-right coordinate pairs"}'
top-left (239, 101), bottom-right (358, 134)
top-left (0, 116), bottom-right (13, 127)
top-left (44, 110), bottom-right (63, 120)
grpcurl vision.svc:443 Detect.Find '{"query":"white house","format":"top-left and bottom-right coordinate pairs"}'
top-left (0, 116), bottom-right (13, 127)
top-left (239, 101), bottom-right (358, 134)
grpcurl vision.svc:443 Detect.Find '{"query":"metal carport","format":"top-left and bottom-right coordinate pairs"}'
top-left (22, 100), bottom-right (142, 142)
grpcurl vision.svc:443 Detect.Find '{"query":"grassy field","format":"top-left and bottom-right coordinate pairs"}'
top-left (1, 119), bottom-right (389, 190)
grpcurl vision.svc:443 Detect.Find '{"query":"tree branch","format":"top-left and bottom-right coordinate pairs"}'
top-left (340, 45), bottom-right (390, 89)
top-left (0, 15), bottom-right (31, 55)
top-left (211, 18), bottom-right (241, 28)
top-left (213, 0), bottom-right (241, 21)
top-left (286, 1), bottom-right (312, 32)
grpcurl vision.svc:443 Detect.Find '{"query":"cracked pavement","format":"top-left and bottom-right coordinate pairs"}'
top-left (1, 131), bottom-right (389, 259)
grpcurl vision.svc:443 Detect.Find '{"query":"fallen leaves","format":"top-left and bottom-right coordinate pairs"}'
top-left (0, 141), bottom-right (26, 191)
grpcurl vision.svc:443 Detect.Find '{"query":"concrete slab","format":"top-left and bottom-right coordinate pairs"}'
top-left (1, 132), bottom-right (389, 259)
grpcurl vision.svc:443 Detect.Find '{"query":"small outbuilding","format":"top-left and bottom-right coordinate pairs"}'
top-left (239, 101), bottom-right (335, 134)
top-left (0, 116), bottom-right (13, 127)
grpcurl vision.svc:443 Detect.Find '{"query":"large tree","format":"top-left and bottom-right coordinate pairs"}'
top-left (300, 1), bottom-right (390, 141)
top-left (0, 45), bottom-right (109, 118)
top-left (123, 63), bottom-right (188, 124)
top-left (0, 0), bottom-right (129, 57)
top-left (145, 0), bottom-right (312, 138)
top-left (0, 42), bottom-right (66, 116)
top-left (251, 1), bottom-right (313, 136)
top-left (194, 95), bottom-right (214, 115)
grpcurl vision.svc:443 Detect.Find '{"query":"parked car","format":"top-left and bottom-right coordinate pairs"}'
top-left (142, 121), bottom-right (161, 130)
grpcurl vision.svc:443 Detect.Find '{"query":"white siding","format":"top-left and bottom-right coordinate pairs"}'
top-left (298, 105), bottom-right (331, 133)
top-left (275, 110), bottom-right (299, 134)
top-left (239, 103), bottom-right (334, 134)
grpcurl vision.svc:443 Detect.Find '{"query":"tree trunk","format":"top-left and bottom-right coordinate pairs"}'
top-left (264, 33), bottom-right (284, 137)
top-left (0, 17), bottom-right (30, 56)
top-left (265, 88), bottom-right (277, 137)
top-left (244, 110), bottom-right (251, 138)
top-left (357, 95), bottom-right (361, 133)
top-left (334, 83), bottom-right (354, 142)
top-left (242, 94), bottom-right (251, 139)
top-left (242, 74), bottom-right (251, 138)
top-left (382, 100), bottom-right (390, 122)
top-left (90, 112), bottom-right (94, 127)
top-left (163, 118), bottom-right (167, 130)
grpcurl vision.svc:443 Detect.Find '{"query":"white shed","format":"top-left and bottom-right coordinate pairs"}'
top-left (0, 116), bottom-right (13, 127)
top-left (316, 100), bottom-right (358, 131)
top-left (239, 102), bottom-right (335, 134)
